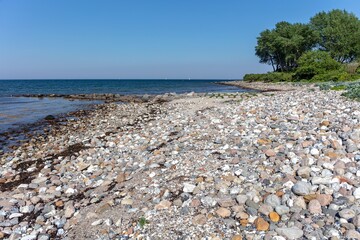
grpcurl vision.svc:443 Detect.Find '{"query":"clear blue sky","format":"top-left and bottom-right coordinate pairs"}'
top-left (0, 0), bottom-right (359, 79)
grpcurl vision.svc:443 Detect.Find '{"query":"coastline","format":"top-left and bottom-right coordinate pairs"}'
top-left (218, 80), bottom-right (302, 92)
top-left (1, 84), bottom-right (360, 239)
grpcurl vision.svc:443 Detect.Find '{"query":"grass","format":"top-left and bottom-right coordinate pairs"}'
top-left (138, 217), bottom-right (149, 228)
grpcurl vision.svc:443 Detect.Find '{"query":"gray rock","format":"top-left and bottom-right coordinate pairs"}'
top-left (276, 227), bottom-right (304, 239)
top-left (339, 209), bottom-right (356, 220)
top-left (201, 196), bottom-right (217, 207)
top-left (292, 181), bottom-right (312, 196)
top-left (311, 176), bottom-right (332, 185)
top-left (236, 195), bottom-right (248, 205)
top-left (275, 205), bottom-right (290, 215)
top-left (264, 194), bottom-right (281, 208)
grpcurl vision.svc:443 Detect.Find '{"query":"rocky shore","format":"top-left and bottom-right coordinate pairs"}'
top-left (219, 81), bottom-right (301, 92)
top-left (1, 86), bottom-right (360, 239)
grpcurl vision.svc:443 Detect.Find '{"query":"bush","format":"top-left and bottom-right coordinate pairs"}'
top-left (295, 51), bottom-right (342, 80)
top-left (243, 72), bottom-right (293, 82)
top-left (310, 70), bottom-right (351, 82)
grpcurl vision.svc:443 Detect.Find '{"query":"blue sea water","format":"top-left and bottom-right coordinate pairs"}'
top-left (0, 79), bottom-right (243, 133)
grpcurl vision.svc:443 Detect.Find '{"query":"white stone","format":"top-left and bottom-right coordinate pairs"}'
top-left (353, 188), bottom-right (360, 199)
top-left (91, 219), bottom-right (103, 226)
top-left (183, 183), bottom-right (196, 193)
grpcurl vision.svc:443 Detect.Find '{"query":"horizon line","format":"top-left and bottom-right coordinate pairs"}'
top-left (0, 78), bottom-right (241, 81)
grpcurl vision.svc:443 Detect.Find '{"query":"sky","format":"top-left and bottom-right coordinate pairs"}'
top-left (0, 0), bottom-right (360, 79)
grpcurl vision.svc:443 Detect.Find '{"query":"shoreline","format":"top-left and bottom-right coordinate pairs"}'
top-left (218, 80), bottom-right (302, 92)
top-left (1, 84), bottom-right (360, 239)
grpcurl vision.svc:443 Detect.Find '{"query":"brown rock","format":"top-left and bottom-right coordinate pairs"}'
top-left (255, 217), bottom-right (269, 231)
top-left (55, 200), bottom-right (64, 207)
top-left (316, 194), bottom-right (333, 206)
top-left (195, 177), bottom-right (204, 183)
top-left (258, 139), bottom-right (271, 145)
top-left (304, 194), bottom-right (317, 203)
top-left (264, 149), bottom-right (276, 157)
top-left (269, 212), bottom-right (280, 222)
top-left (192, 214), bottom-right (207, 225)
top-left (155, 200), bottom-right (172, 210)
top-left (302, 141), bottom-right (313, 148)
top-left (325, 152), bottom-right (338, 159)
top-left (116, 172), bottom-right (126, 183)
top-left (231, 235), bottom-right (243, 240)
top-left (95, 203), bottom-right (111, 214)
top-left (240, 219), bottom-right (248, 226)
top-left (216, 207), bottom-right (231, 218)
top-left (190, 199), bottom-right (201, 208)
top-left (320, 120), bottom-right (330, 127)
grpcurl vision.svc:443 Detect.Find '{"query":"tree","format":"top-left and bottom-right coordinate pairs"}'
top-left (310, 9), bottom-right (360, 63)
top-left (255, 22), bottom-right (318, 72)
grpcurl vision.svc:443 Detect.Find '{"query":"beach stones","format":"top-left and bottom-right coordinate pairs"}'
top-left (292, 181), bottom-right (312, 196)
top-left (2, 85), bottom-right (360, 239)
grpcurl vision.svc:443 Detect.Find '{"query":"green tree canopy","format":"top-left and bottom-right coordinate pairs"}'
top-left (255, 22), bottom-right (318, 72)
top-left (310, 9), bottom-right (360, 63)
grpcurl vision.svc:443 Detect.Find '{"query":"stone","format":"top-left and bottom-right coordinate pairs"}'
top-left (216, 208), bottom-right (231, 218)
top-left (353, 187), bottom-right (360, 199)
top-left (264, 194), bottom-right (281, 208)
top-left (155, 200), bottom-right (172, 210)
top-left (183, 183), bottom-right (196, 193)
top-left (236, 195), bottom-right (248, 205)
top-left (345, 230), bottom-right (360, 239)
top-left (269, 212), bottom-right (280, 222)
top-left (91, 219), bottom-right (103, 226)
top-left (201, 196), bottom-right (217, 207)
top-left (293, 197), bottom-right (306, 209)
top-left (218, 197), bottom-right (236, 207)
top-left (310, 148), bottom-right (320, 156)
top-left (116, 172), bottom-right (126, 183)
top-left (297, 167), bottom-right (311, 178)
top-left (254, 217), bottom-right (269, 231)
top-left (308, 199), bottom-right (322, 214)
top-left (276, 227), bottom-right (304, 239)
top-left (231, 235), bottom-right (242, 240)
top-left (339, 209), bottom-right (356, 220)
top-left (311, 176), bottom-right (332, 185)
top-left (55, 200), bottom-right (64, 207)
top-left (192, 214), bottom-right (207, 225)
top-left (352, 215), bottom-right (360, 227)
top-left (292, 181), bottom-right (312, 196)
top-left (258, 204), bottom-right (273, 215)
top-left (265, 149), bottom-right (276, 157)
top-left (121, 198), bottom-right (133, 205)
top-left (316, 194), bottom-right (332, 206)
top-left (64, 205), bottom-right (75, 218)
top-left (275, 205), bottom-right (290, 215)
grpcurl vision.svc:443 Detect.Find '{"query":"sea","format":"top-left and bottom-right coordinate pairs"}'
top-left (0, 79), bottom-right (244, 133)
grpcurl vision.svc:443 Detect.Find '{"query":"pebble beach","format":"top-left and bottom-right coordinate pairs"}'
top-left (1, 83), bottom-right (360, 239)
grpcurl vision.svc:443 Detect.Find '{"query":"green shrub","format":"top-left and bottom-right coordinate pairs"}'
top-left (295, 51), bottom-right (342, 80)
top-left (310, 70), bottom-right (351, 82)
top-left (243, 72), bottom-right (293, 82)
